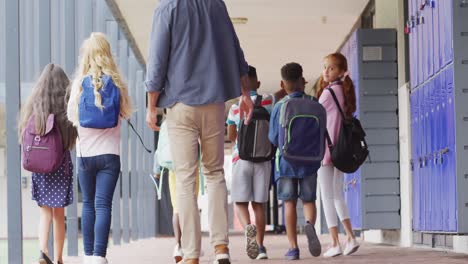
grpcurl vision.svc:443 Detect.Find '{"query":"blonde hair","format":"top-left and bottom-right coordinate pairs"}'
top-left (67, 32), bottom-right (132, 126)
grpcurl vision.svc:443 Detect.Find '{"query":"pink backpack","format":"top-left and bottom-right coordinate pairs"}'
top-left (22, 114), bottom-right (65, 174)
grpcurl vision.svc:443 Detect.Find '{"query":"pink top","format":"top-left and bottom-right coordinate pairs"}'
top-left (319, 83), bottom-right (346, 166)
top-left (76, 121), bottom-right (121, 157)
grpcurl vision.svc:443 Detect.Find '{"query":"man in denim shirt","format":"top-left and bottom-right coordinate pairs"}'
top-left (145, 1), bottom-right (253, 263)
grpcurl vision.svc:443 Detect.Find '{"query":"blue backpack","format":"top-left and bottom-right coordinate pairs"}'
top-left (278, 94), bottom-right (327, 166)
top-left (79, 75), bottom-right (120, 129)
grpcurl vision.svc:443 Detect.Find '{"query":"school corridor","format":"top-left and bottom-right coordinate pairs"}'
top-left (2, 0), bottom-right (468, 263)
top-left (60, 234), bottom-right (468, 264)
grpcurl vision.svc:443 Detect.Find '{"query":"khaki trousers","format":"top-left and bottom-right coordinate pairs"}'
top-left (166, 103), bottom-right (229, 259)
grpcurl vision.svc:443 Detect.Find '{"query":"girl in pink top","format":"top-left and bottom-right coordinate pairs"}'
top-left (317, 53), bottom-right (359, 258)
top-left (67, 32), bottom-right (132, 264)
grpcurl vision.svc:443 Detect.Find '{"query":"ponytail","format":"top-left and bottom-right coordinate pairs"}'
top-left (342, 75), bottom-right (356, 118)
top-left (316, 75), bottom-right (328, 99)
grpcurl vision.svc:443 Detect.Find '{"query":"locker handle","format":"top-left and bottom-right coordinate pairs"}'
top-left (439, 148), bottom-right (449, 165)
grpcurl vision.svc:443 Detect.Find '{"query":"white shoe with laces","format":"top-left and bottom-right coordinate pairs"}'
top-left (343, 238), bottom-right (360, 256)
top-left (323, 245), bottom-right (342, 258)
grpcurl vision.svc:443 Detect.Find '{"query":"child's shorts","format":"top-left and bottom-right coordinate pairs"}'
top-left (277, 174), bottom-right (317, 202)
top-left (231, 159), bottom-right (271, 203)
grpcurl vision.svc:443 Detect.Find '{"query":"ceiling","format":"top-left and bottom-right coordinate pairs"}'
top-left (113, 0), bottom-right (370, 93)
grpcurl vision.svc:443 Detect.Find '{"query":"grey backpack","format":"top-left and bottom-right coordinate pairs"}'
top-left (237, 95), bottom-right (275, 162)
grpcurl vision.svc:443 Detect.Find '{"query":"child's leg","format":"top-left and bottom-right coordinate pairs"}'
top-left (251, 161), bottom-right (271, 247)
top-left (277, 178), bottom-right (299, 249)
top-left (251, 202), bottom-right (265, 246)
top-left (235, 202), bottom-right (251, 227)
top-left (299, 174), bottom-right (322, 257)
top-left (38, 206), bottom-right (53, 254)
top-left (318, 166), bottom-right (340, 247)
top-left (331, 168), bottom-right (353, 241)
top-left (284, 200), bottom-right (298, 249)
top-left (302, 202), bottom-right (317, 224)
top-left (173, 213), bottom-right (181, 245)
top-left (299, 174), bottom-right (318, 225)
top-left (52, 207), bottom-right (65, 263)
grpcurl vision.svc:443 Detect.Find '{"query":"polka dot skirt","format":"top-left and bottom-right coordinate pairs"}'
top-left (31, 151), bottom-right (74, 208)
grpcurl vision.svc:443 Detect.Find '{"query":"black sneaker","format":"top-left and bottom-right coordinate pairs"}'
top-left (38, 251), bottom-right (53, 264)
top-left (305, 222), bottom-right (321, 257)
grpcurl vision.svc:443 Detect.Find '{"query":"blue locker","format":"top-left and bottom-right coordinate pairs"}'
top-left (421, 7), bottom-right (428, 82)
top-left (442, 0), bottom-right (453, 65)
top-left (428, 82), bottom-right (435, 231)
top-left (410, 90), bottom-right (421, 231)
top-left (409, 0), bottom-right (415, 89)
top-left (417, 9), bottom-right (424, 85)
top-left (445, 66), bottom-right (457, 231)
top-left (424, 2), bottom-right (434, 78)
top-left (432, 77), bottom-right (442, 231)
top-left (432, 0), bottom-right (441, 74)
top-left (434, 74), bottom-right (443, 231)
top-left (428, 80), bottom-right (435, 231)
top-left (420, 84), bottom-right (427, 231)
top-left (439, 0), bottom-right (446, 66)
top-left (410, 0), bottom-right (419, 89)
top-left (439, 71), bottom-right (448, 231)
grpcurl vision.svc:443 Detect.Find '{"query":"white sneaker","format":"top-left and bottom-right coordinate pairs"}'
top-left (92, 256), bottom-right (108, 264)
top-left (173, 244), bottom-right (184, 263)
top-left (212, 253), bottom-right (230, 264)
top-left (245, 224), bottom-right (259, 259)
top-left (83, 255), bottom-right (93, 264)
top-left (343, 238), bottom-right (360, 256)
top-left (323, 245), bottom-right (342, 258)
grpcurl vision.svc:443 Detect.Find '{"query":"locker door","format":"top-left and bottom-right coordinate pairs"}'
top-left (411, 91), bottom-right (420, 231)
top-left (433, 80), bottom-right (440, 231)
top-left (439, 71), bottom-right (449, 231)
top-left (446, 66), bottom-right (457, 231)
top-left (416, 87), bottom-right (423, 231)
top-left (417, 9), bottom-right (424, 85)
top-left (424, 1), bottom-right (434, 78)
top-left (432, 0), bottom-right (441, 74)
top-left (409, 0), bottom-right (416, 89)
top-left (442, 0), bottom-right (454, 65)
top-left (427, 82), bottom-right (437, 231)
top-left (429, 81), bottom-right (436, 231)
top-left (419, 85), bottom-right (426, 231)
top-left (434, 75), bottom-right (443, 231)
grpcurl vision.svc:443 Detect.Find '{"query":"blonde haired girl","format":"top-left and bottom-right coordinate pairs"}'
top-left (67, 32), bottom-right (132, 264)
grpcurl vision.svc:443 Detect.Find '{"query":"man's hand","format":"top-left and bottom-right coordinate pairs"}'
top-left (239, 94), bottom-right (254, 125)
top-left (146, 107), bottom-right (160, 131)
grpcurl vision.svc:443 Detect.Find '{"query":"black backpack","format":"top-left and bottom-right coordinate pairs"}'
top-left (238, 95), bottom-right (275, 162)
top-left (325, 88), bottom-right (369, 173)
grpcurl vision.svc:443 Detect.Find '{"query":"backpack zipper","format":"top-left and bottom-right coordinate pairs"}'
top-left (26, 145), bottom-right (49, 151)
top-left (253, 121), bottom-right (258, 157)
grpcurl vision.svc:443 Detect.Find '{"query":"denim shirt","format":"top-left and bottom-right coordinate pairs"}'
top-left (268, 91), bottom-right (321, 181)
top-left (145, 0), bottom-right (249, 108)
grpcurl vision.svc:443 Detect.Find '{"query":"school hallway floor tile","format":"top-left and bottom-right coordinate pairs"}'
top-left (63, 234), bottom-right (468, 264)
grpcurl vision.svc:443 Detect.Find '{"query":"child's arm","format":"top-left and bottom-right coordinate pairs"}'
top-left (226, 104), bottom-right (238, 143)
top-left (268, 104), bottom-right (280, 147)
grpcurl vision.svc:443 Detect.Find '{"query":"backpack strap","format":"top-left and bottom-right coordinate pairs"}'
top-left (127, 120), bottom-right (152, 153)
top-left (326, 88), bottom-right (346, 120)
top-left (254, 95), bottom-right (263, 106)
